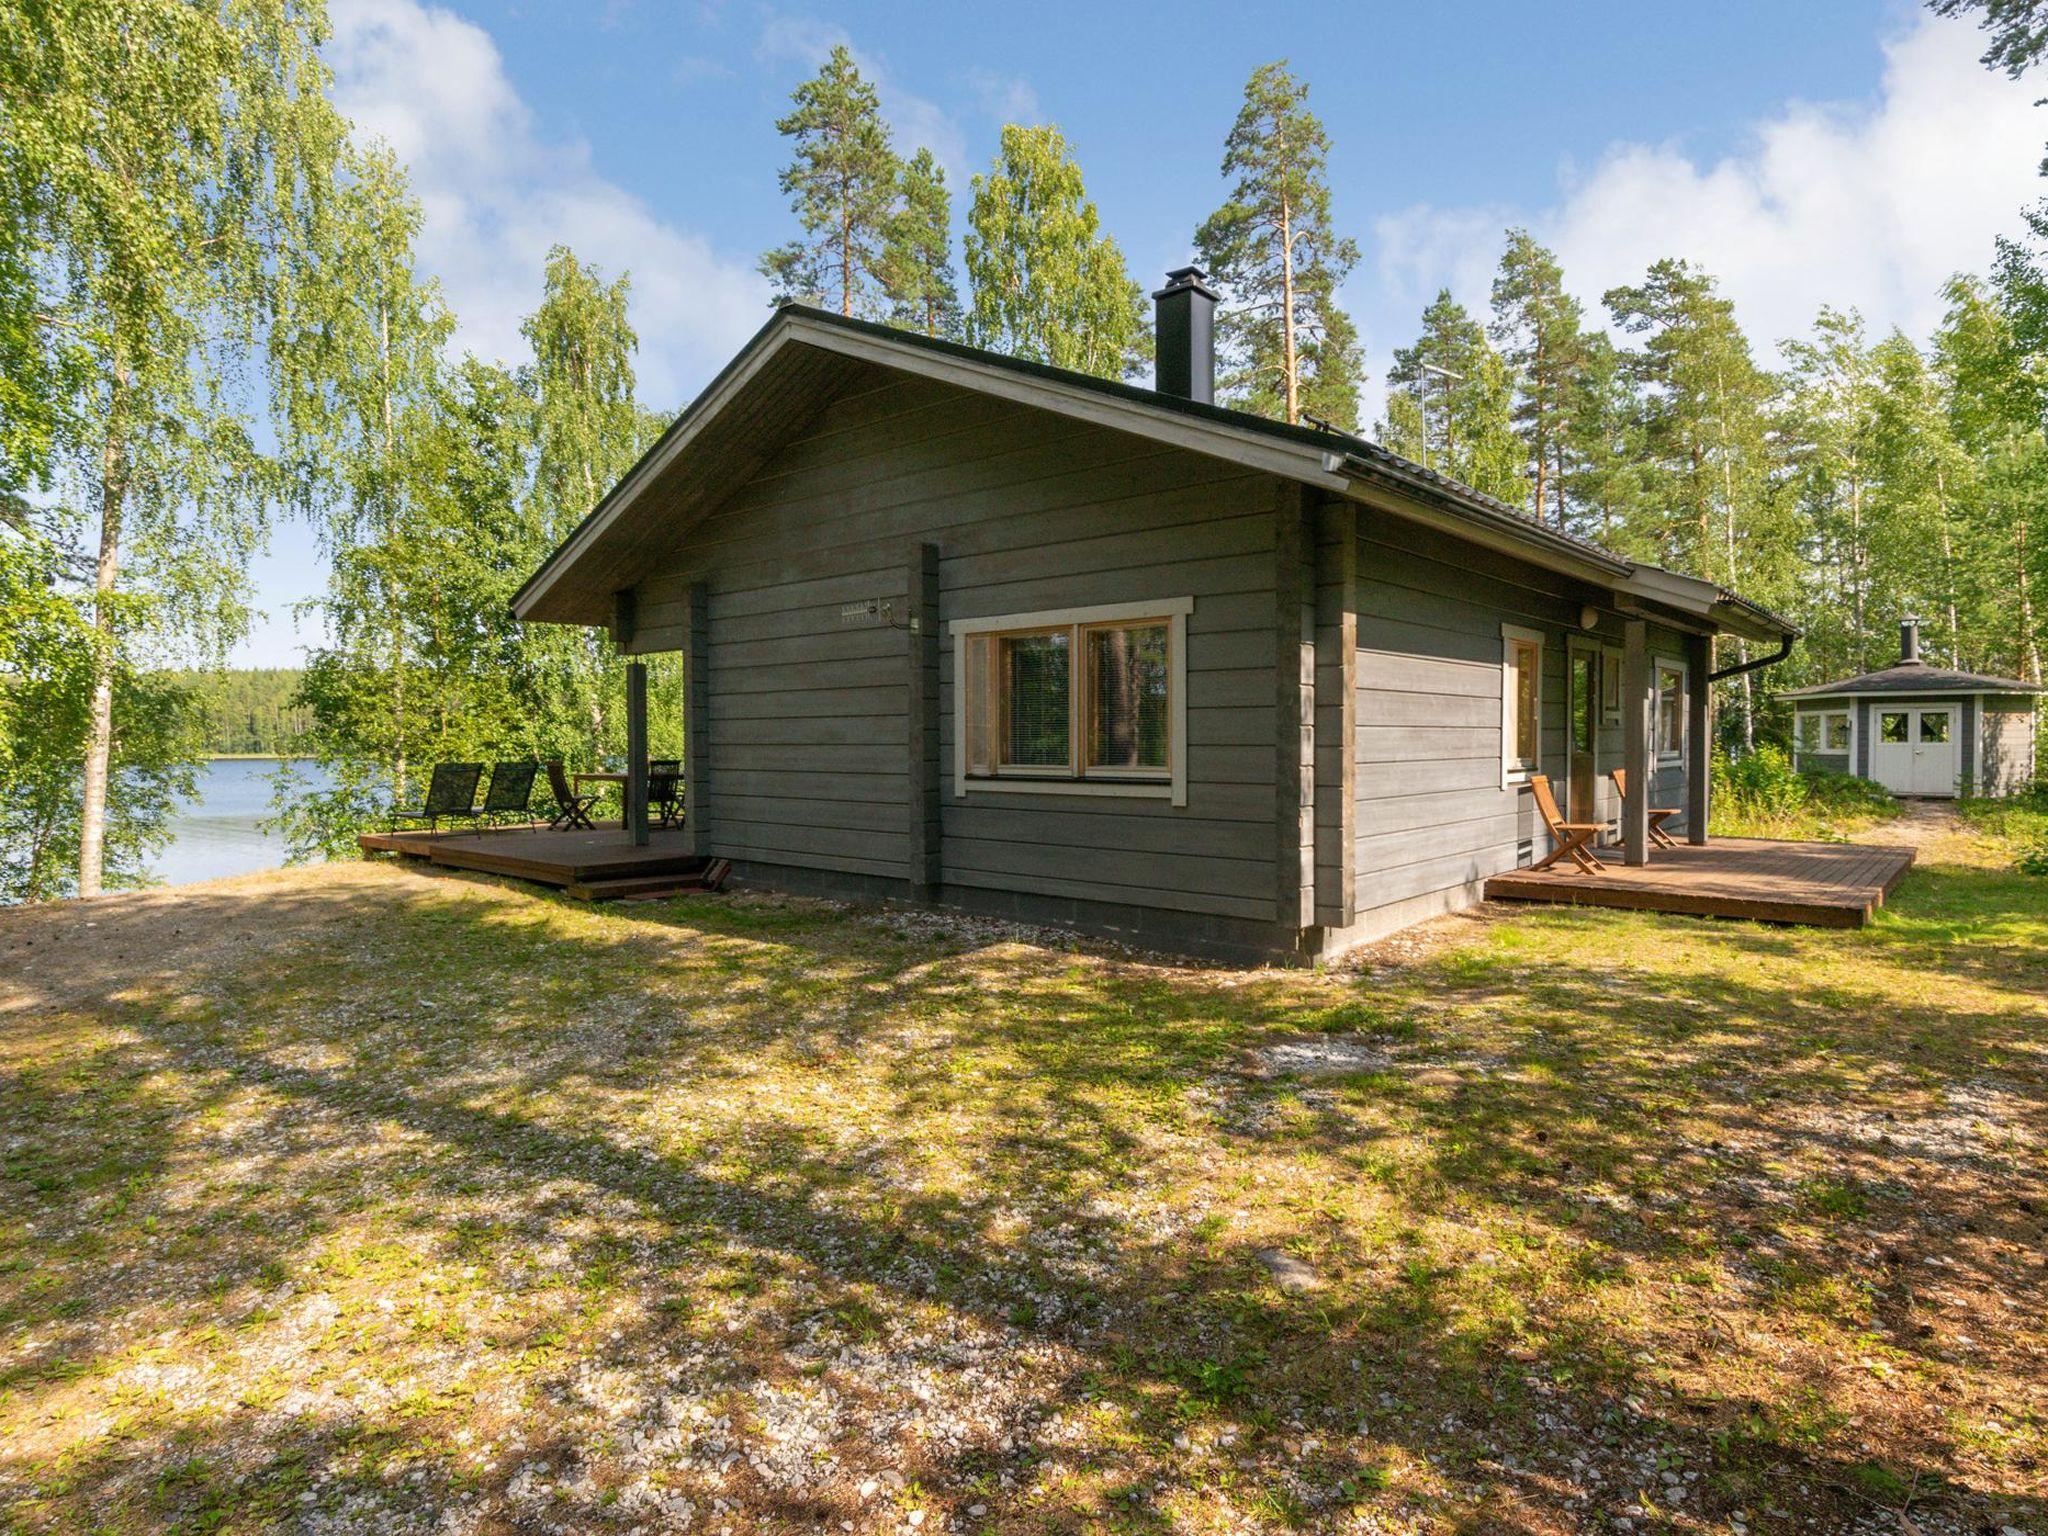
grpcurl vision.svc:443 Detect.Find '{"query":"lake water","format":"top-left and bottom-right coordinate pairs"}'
top-left (144, 758), bottom-right (328, 887)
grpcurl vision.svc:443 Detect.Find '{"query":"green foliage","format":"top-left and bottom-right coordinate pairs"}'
top-left (1378, 289), bottom-right (1528, 506)
top-left (0, 551), bottom-right (202, 901)
top-left (1194, 61), bottom-right (1361, 428)
top-left (1710, 746), bottom-right (1901, 840)
top-left (882, 148), bottom-right (961, 338)
top-left (1490, 231), bottom-right (1589, 527)
top-left (166, 669), bottom-right (312, 755)
top-left (759, 46), bottom-right (900, 317)
top-left (1958, 781), bottom-right (2048, 873)
top-left (964, 125), bottom-right (1147, 380)
top-left (3, 0), bottom-right (350, 897)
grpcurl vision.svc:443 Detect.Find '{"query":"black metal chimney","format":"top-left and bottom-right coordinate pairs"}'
top-left (1899, 616), bottom-right (1922, 665)
top-left (1153, 266), bottom-right (1218, 405)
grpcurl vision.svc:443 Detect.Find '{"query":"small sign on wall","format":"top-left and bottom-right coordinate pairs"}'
top-left (839, 597), bottom-right (897, 626)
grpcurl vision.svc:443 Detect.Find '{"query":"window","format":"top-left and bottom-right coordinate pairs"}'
top-left (1881, 711), bottom-right (1909, 743)
top-left (1920, 710), bottom-right (1950, 744)
top-left (1795, 709), bottom-right (1851, 759)
top-left (1501, 625), bottom-right (1543, 784)
top-left (1600, 646), bottom-right (1623, 723)
top-left (954, 598), bottom-right (1191, 803)
top-left (1653, 658), bottom-right (1687, 763)
top-left (1569, 649), bottom-right (1596, 756)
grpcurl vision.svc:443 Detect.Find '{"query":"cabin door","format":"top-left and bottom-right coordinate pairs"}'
top-left (1871, 707), bottom-right (1960, 797)
top-left (1567, 644), bottom-right (1599, 822)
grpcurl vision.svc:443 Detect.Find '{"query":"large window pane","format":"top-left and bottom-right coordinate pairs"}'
top-left (1920, 711), bottom-right (1950, 743)
top-left (1825, 713), bottom-right (1851, 752)
top-left (1798, 714), bottom-right (1822, 751)
top-left (1508, 639), bottom-right (1539, 767)
top-left (1656, 664), bottom-right (1685, 756)
top-left (964, 633), bottom-right (995, 775)
top-left (1000, 631), bottom-right (1071, 768)
top-left (1087, 622), bottom-right (1169, 770)
top-left (1570, 652), bottom-right (1595, 754)
top-left (1881, 712), bottom-right (1908, 743)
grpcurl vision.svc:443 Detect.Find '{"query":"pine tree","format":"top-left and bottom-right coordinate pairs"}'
top-left (1490, 230), bottom-right (1588, 527)
top-left (1193, 62), bottom-right (1361, 427)
top-left (1378, 289), bottom-right (1528, 506)
top-left (759, 46), bottom-right (900, 317)
top-left (1605, 259), bottom-right (1781, 743)
top-left (964, 125), bottom-right (1147, 379)
top-left (882, 148), bottom-right (961, 337)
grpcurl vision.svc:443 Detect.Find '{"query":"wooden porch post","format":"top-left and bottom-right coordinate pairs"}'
top-left (906, 543), bottom-right (941, 899)
top-left (1623, 618), bottom-right (1651, 867)
top-left (1274, 483), bottom-right (1316, 950)
top-left (682, 583), bottom-right (711, 858)
top-left (1686, 632), bottom-right (1712, 845)
top-left (625, 660), bottom-right (649, 847)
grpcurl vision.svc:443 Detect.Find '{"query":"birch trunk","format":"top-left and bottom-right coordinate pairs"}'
top-left (78, 360), bottom-right (130, 899)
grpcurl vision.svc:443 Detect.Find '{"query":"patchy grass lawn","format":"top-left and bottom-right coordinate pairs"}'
top-left (1, 823), bottom-right (2043, 1536)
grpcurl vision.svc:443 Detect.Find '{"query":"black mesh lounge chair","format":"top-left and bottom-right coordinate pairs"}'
top-left (648, 759), bottom-right (683, 828)
top-left (391, 762), bottom-right (483, 834)
top-left (477, 760), bottom-right (539, 830)
top-left (546, 760), bottom-right (599, 831)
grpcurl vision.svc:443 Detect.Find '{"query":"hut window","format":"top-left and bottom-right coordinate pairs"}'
top-left (1796, 710), bottom-right (1850, 757)
top-left (953, 599), bottom-right (1191, 803)
top-left (1501, 625), bottom-right (1543, 783)
top-left (1654, 658), bottom-right (1687, 763)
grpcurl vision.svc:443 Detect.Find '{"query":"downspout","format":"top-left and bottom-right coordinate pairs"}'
top-left (1709, 632), bottom-right (1794, 684)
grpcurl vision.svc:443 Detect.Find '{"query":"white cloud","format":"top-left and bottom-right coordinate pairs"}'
top-left (1366, 12), bottom-right (2046, 362)
top-left (327, 0), bottom-right (769, 408)
top-left (963, 67), bottom-right (1039, 126)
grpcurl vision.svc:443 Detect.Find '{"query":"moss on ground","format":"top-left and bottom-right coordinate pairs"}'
top-left (0, 819), bottom-right (2041, 1534)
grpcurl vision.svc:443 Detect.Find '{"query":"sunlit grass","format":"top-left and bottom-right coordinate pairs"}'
top-left (0, 826), bottom-right (2043, 1533)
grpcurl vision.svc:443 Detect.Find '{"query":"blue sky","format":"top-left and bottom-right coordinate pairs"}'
top-left (233, 0), bottom-right (2046, 663)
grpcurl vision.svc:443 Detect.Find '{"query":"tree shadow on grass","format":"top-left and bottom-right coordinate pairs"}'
top-left (1, 864), bottom-right (2042, 1532)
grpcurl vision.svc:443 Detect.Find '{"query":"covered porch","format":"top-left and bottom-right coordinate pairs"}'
top-left (358, 659), bottom-right (716, 901)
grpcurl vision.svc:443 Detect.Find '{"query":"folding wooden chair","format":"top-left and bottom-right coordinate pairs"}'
top-left (1609, 768), bottom-right (1680, 850)
top-left (1529, 774), bottom-right (1607, 874)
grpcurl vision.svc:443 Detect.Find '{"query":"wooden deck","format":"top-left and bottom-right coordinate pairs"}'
top-left (1483, 837), bottom-right (1917, 928)
top-left (358, 823), bottom-right (713, 900)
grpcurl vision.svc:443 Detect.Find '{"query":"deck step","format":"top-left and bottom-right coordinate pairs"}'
top-left (562, 873), bottom-right (713, 902)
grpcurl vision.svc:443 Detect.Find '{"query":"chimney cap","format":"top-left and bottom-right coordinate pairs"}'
top-left (1153, 265), bottom-right (1218, 301)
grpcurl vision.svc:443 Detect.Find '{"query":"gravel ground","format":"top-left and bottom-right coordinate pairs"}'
top-left (1, 832), bottom-right (2043, 1535)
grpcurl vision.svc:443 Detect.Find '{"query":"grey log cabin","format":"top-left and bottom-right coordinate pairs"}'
top-left (512, 269), bottom-right (1798, 963)
top-left (1780, 618), bottom-right (2041, 797)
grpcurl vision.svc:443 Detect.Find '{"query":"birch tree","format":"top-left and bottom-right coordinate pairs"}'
top-left (964, 125), bottom-right (1146, 379)
top-left (5, 0), bottom-right (346, 897)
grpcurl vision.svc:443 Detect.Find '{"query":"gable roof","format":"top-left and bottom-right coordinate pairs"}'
top-left (512, 303), bottom-right (1796, 646)
top-left (1779, 659), bottom-right (2043, 699)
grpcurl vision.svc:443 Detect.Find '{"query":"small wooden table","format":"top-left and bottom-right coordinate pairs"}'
top-left (573, 771), bottom-right (629, 796)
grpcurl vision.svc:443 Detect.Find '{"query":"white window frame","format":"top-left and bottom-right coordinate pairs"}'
top-left (1653, 654), bottom-right (1688, 766)
top-left (1793, 706), bottom-right (1854, 768)
top-left (951, 597), bottom-right (1192, 806)
top-left (1501, 623), bottom-right (1545, 788)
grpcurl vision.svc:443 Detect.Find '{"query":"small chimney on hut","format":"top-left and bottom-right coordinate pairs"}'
top-left (1899, 616), bottom-right (1923, 666)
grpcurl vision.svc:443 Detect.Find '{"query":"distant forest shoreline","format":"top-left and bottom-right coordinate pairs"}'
top-left (168, 669), bottom-right (311, 758)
